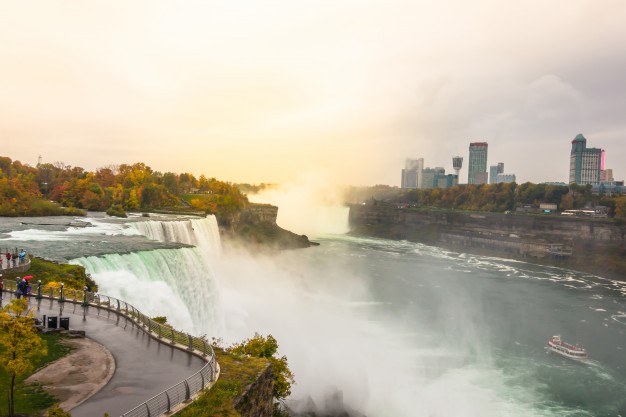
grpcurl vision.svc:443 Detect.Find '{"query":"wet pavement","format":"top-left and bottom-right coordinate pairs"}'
top-left (0, 292), bottom-right (206, 417)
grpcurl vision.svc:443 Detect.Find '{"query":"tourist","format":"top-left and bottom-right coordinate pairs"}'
top-left (19, 248), bottom-right (26, 264)
top-left (0, 274), bottom-right (3, 297)
top-left (15, 276), bottom-right (22, 298)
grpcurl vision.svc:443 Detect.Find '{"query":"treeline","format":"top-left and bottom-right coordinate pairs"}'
top-left (0, 156), bottom-right (248, 217)
top-left (354, 182), bottom-right (626, 218)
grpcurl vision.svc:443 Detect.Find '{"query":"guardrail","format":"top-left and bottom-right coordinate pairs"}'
top-left (3, 280), bottom-right (219, 417)
top-left (0, 255), bottom-right (31, 273)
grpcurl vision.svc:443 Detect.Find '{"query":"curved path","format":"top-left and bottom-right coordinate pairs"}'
top-left (0, 292), bottom-right (206, 417)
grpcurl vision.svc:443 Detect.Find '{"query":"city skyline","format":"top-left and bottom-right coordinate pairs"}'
top-left (1, 1), bottom-right (625, 187)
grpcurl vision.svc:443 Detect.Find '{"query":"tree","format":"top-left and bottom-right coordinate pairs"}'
top-left (0, 299), bottom-right (48, 416)
top-left (228, 333), bottom-right (294, 401)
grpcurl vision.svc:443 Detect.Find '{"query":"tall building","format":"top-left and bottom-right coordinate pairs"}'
top-left (489, 162), bottom-right (504, 184)
top-left (401, 158), bottom-right (424, 189)
top-left (468, 142), bottom-right (488, 185)
top-left (569, 134), bottom-right (602, 185)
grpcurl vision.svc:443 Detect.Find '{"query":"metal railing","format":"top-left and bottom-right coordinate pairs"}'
top-left (2, 280), bottom-right (219, 417)
top-left (0, 255), bottom-right (31, 273)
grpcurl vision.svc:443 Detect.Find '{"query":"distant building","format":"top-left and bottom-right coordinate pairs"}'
top-left (600, 169), bottom-right (614, 182)
top-left (468, 142), bottom-right (488, 185)
top-left (489, 163), bottom-right (504, 184)
top-left (401, 158), bottom-right (424, 189)
top-left (496, 173), bottom-right (516, 184)
top-left (421, 167), bottom-right (445, 189)
top-left (438, 174), bottom-right (458, 189)
top-left (452, 156), bottom-right (463, 181)
top-left (569, 134), bottom-right (603, 185)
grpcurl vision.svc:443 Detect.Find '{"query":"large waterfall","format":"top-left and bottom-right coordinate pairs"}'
top-left (71, 216), bottom-right (224, 336)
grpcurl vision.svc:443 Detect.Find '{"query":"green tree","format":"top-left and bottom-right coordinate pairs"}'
top-left (228, 333), bottom-right (294, 401)
top-left (0, 299), bottom-right (48, 416)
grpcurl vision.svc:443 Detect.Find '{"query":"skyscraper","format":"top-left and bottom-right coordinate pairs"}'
top-left (489, 162), bottom-right (504, 184)
top-left (468, 142), bottom-right (488, 185)
top-left (569, 134), bottom-right (602, 185)
top-left (401, 158), bottom-right (424, 188)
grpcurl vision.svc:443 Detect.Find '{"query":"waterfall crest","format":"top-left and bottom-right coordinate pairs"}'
top-left (71, 216), bottom-right (223, 336)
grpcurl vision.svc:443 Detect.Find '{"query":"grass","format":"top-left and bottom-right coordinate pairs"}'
top-left (1, 257), bottom-right (98, 292)
top-left (0, 332), bottom-right (73, 416)
top-left (172, 348), bottom-right (269, 417)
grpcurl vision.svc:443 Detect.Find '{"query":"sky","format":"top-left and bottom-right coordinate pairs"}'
top-left (1, 0), bottom-right (625, 187)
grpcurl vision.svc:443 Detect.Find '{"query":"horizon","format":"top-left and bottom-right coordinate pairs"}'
top-left (1, 1), bottom-right (625, 186)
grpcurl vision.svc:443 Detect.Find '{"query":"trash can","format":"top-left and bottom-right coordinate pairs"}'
top-left (59, 317), bottom-right (70, 330)
top-left (47, 316), bottom-right (58, 329)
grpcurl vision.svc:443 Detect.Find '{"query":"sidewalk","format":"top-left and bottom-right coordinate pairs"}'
top-left (0, 292), bottom-right (206, 417)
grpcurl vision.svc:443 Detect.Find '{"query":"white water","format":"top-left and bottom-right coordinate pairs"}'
top-left (71, 216), bottom-right (224, 336)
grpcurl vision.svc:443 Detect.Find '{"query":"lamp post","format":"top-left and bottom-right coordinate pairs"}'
top-left (36, 280), bottom-right (42, 300)
top-left (59, 283), bottom-right (65, 303)
top-left (82, 285), bottom-right (89, 307)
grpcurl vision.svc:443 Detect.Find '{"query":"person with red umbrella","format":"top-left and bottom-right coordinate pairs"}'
top-left (23, 276), bottom-right (33, 295)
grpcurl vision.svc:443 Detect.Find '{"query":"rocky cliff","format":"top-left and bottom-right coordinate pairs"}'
top-left (233, 363), bottom-right (275, 417)
top-left (221, 203), bottom-right (318, 250)
top-left (349, 204), bottom-right (626, 279)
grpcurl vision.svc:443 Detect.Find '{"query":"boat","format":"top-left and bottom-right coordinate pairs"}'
top-left (546, 335), bottom-right (588, 360)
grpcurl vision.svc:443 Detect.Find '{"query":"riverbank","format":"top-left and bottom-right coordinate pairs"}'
top-left (348, 204), bottom-right (626, 280)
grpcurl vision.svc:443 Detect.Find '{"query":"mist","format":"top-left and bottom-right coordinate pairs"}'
top-left (248, 172), bottom-right (350, 238)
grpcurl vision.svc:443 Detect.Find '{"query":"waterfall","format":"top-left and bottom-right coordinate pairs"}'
top-left (130, 216), bottom-right (221, 257)
top-left (71, 216), bottom-right (223, 336)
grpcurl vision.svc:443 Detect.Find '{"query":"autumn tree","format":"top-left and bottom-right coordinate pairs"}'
top-left (0, 299), bottom-right (48, 416)
top-left (228, 333), bottom-right (294, 402)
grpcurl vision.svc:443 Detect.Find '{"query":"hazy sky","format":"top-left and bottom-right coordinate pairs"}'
top-left (1, 1), bottom-right (625, 186)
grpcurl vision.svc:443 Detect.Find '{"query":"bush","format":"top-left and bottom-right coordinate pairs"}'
top-left (106, 204), bottom-right (127, 218)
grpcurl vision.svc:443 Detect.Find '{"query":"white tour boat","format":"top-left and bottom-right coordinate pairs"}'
top-left (546, 335), bottom-right (588, 361)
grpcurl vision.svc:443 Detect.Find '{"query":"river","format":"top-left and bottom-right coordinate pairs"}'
top-left (1, 211), bottom-right (625, 417)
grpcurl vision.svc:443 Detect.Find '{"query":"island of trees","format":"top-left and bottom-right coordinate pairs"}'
top-left (0, 156), bottom-right (248, 221)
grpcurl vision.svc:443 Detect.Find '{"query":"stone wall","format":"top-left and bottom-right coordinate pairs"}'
top-left (233, 363), bottom-right (275, 417)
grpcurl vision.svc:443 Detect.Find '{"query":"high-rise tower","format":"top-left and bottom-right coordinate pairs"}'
top-left (468, 142), bottom-right (488, 185)
top-left (489, 162), bottom-right (504, 184)
top-left (569, 134), bottom-right (602, 185)
top-left (401, 158), bottom-right (424, 188)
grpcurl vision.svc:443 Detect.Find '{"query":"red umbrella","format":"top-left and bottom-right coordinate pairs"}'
top-left (23, 275), bottom-right (34, 280)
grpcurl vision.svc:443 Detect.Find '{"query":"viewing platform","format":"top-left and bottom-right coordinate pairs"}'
top-left (0, 281), bottom-right (219, 417)
top-left (0, 254), bottom-right (31, 274)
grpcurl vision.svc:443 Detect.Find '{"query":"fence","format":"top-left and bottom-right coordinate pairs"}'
top-left (2, 280), bottom-right (219, 417)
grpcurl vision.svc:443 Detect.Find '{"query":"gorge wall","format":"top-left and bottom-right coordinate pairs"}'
top-left (233, 363), bottom-right (275, 417)
top-left (348, 204), bottom-right (626, 279)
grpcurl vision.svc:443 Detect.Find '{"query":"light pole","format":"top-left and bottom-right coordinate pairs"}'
top-left (82, 285), bottom-right (89, 307)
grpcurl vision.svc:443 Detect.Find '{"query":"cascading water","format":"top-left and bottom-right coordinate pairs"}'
top-left (71, 216), bottom-right (224, 336)
top-left (130, 217), bottom-right (221, 258)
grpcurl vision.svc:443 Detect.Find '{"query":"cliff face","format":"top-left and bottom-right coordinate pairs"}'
top-left (233, 363), bottom-right (275, 417)
top-left (348, 204), bottom-right (626, 279)
top-left (220, 203), bottom-right (318, 250)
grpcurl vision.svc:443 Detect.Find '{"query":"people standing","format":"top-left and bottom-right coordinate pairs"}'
top-left (15, 276), bottom-right (22, 298)
top-left (0, 274), bottom-right (4, 297)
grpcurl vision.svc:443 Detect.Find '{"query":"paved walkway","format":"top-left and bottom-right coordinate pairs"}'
top-left (0, 292), bottom-right (206, 417)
